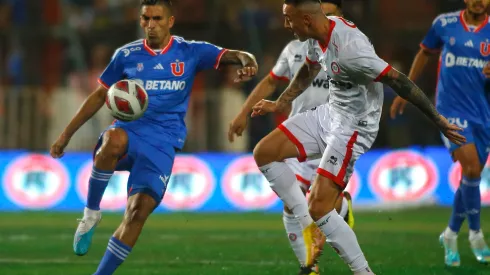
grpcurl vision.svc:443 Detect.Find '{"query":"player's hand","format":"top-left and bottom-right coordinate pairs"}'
top-left (50, 134), bottom-right (70, 158)
top-left (252, 100), bottom-right (283, 117)
top-left (436, 115), bottom-right (466, 146)
top-left (228, 113), bottom-right (248, 142)
top-left (483, 62), bottom-right (490, 78)
top-left (234, 65), bottom-right (258, 83)
top-left (390, 96), bottom-right (409, 119)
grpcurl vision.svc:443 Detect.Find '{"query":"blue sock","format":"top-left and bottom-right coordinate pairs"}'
top-left (93, 236), bottom-right (132, 275)
top-left (460, 176), bottom-right (481, 232)
top-left (448, 186), bottom-right (466, 233)
top-left (86, 167), bottom-right (113, 211)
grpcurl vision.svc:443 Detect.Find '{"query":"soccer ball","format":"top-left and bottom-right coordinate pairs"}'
top-left (105, 79), bottom-right (149, 122)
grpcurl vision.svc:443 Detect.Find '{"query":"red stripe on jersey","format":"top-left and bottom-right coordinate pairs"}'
top-left (214, 49), bottom-right (228, 69)
top-left (277, 124), bottom-right (307, 162)
top-left (269, 71), bottom-right (290, 82)
top-left (374, 65), bottom-right (392, 82)
top-left (306, 56), bottom-right (318, 64)
top-left (420, 43), bottom-right (441, 54)
top-left (98, 78), bottom-right (110, 89)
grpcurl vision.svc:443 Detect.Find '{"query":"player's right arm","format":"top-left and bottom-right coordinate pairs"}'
top-left (50, 86), bottom-right (108, 158)
top-left (390, 14), bottom-right (444, 118)
top-left (228, 44), bottom-right (293, 142)
top-left (51, 48), bottom-right (124, 158)
top-left (228, 74), bottom-right (282, 142)
top-left (251, 61), bottom-right (321, 116)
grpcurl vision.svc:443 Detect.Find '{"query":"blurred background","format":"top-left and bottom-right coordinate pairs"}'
top-left (1, 1), bottom-right (490, 274)
top-left (0, 0), bottom-right (489, 213)
top-left (0, 0), bottom-right (470, 153)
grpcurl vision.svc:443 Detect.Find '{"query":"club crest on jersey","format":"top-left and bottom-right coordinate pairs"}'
top-left (137, 63), bottom-right (144, 72)
top-left (331, 62), bottom-right (341, 74)
top-left (480, 42), bottom-right (490, 57)
top-left (171, 60), bottom-right (185, 76)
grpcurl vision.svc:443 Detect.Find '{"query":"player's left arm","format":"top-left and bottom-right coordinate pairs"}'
top-left (192, 41), bottom-right (258, 81)
top-left (342, 39), bottom-right (465, 145)
top-left (219, 50), bottom-right (259, 82)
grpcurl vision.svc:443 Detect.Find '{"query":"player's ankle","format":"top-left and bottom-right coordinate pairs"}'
top-left (444, 227), bottom-right (458, 239)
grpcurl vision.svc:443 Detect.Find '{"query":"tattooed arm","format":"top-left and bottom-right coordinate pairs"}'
top-left (275, 61), bottom-right (322, 111)
top-left (379, 67), bottom-right (441, 124)
top-left (251, 61), bottom-right (321, 116)
top-left (379, 67), bottom-right (466, 145)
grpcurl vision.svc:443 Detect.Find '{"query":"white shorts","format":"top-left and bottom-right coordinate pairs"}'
top-left (278, 104), bottom-right (378, 190)
top-left (285, 158), bottom-right (320, 190)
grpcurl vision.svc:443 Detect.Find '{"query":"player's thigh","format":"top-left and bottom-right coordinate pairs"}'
top-left (93, 127), bottom-right (133, 171)
top-left (310, 130), bottom-right (363, 210)
top-left (442, 124), bottom-right (483, 177)
top-left (254, 108), bottom-right (324, 166)
top-left (127, 142), bottom-right (176, 208)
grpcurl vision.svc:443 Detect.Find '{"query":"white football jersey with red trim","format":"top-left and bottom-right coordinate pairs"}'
top-left (306, 16), bottom-right (391, 123)
top-left (271, 40), bottom-right (330, 117)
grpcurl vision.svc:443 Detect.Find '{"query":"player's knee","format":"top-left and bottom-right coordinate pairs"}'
top-left (308, 194), bottom-right (335, 221)
top-left (253, 139), bottom-right (277, 166)
top-left (461, 162), bottom-right (483, 179)
top-left (124, 205), bottom-right (148, 225)
top-left (99, 129), bottom-right (128, 158)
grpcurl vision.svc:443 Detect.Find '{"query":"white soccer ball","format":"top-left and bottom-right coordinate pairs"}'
top-left (105, 79), bottom-right (149, 122)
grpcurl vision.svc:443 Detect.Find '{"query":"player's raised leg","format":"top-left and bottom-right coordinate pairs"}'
top-left (254, 127), bottom-right (325, 270)
top-left (74, 128), bottom-right (128, 256)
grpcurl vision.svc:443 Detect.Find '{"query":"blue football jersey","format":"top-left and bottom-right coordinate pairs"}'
top-left (98, 36), bottom-right (226, 150)
top-left (421, 10), bottom-right (490, 125)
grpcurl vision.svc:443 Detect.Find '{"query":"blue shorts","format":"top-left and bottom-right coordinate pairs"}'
top-left (93, 126), bottom-right (175, 206)
top-left (441, 117), bottom-right (490, 165)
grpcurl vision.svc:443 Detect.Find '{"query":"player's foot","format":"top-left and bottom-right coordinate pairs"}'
top-left (439, 231), bottom-right (460, 267)
top-left (469, 230), bottom-right (490, 264)
top-left (298, 265), bottom-right (320, 275)
top-left (73, 207), bottom-right (102, 256)
top-left (343, 191), bottom-right (355, 229)
top-left (303, 223), bottom-right (325, 268)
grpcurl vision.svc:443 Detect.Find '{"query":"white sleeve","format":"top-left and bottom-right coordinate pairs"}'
top-left (270, 45), bottom-right (291, 81)
top-left (306, 39), bottom-right (320, 64)
top-left (339, 39), bottom-right (391, 82)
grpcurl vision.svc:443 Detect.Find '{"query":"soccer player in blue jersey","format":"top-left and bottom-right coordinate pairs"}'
top-left (49, 0), bottom-right (257, 274)
top-left (391, 0), bottom-right (490, 267)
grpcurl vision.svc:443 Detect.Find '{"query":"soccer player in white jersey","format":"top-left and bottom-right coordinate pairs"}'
top-left (251, 0), bottom-right (466, 274)
top-left (228, 2), bottom-right (351, 274)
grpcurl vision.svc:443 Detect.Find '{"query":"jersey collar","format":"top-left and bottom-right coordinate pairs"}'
top-left (143, 36), bottom-right (174, 56)
top-left (318, 19), bottom-right (336, 53)
top-left (460, 10), bottom-right (488, 33)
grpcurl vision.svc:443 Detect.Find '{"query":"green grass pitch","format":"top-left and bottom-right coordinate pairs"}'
top-left (0, 207), bottom-right (489, 275)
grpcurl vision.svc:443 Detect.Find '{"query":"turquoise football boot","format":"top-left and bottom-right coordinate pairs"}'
top-left (73, 208), bottom-right (102, 256)
top-left (439, 233), bottom-right (461, 267)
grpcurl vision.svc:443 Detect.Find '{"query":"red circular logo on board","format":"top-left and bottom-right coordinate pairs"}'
top-left (77, 161), bottom-right (129, 211)
top-left (161, 156), bottom-right (215, 210)
top-left (221, 156), bottom-right (279, 210)
top-left (3, 154), bottom-right (69, 209)
top-left (369, 151), bottom-right (438, 201)
top-left (449, 158), bottom-right (490, 205)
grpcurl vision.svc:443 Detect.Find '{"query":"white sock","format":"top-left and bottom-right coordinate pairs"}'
top-left (316, 209), bottom-right (369, 272)
top-left (283, 211), bottom-right (307, 265)
top-left (339, 197), bottom-right (348, 218)
top-left (444, 227), bottom-right (458, 239)
top-left (84, 207), bottom-right (100, 218)
top-left (259, 162), bottom-right (313, 228)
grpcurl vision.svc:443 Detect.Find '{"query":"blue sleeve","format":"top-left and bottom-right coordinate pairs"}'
top-left (192, 41), bottom-right (227, 72)
top-left (98, 49), bottom-right (125, 89)
top-left (421, 16), bottom-right (444, 52)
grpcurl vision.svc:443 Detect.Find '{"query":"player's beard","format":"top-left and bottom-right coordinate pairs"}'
top-left (468, 1), bottom-right (487, 15)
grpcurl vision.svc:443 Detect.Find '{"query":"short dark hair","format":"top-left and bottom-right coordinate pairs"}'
top-left (140, 0), bottom-right (173, 11)
top-left (321, 0), bottom-right (342, 8)
top-left (284, 0), bottom-right (321, 6)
